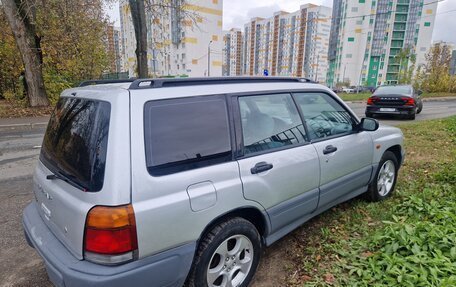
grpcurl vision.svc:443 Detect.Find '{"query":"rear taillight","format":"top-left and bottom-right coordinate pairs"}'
top-left (367, 96), bottom-right (379, 105)
top-left (84, 204), bottom-right (138, 265)
top-left (402, 97), bottom-right (415, 106)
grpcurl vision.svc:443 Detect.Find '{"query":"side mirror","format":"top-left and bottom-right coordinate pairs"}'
top-left (417, 90), bottom-right (423, 96)
top-left (359, 117), bottom-right (379, 132)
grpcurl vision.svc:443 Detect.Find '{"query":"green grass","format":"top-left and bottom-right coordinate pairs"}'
top-left (338, 92), bottom-right (456, 102)
top-left (282, 116), bottom-right (456, 286)
top-left (338, 93), bottom-right (373, 102)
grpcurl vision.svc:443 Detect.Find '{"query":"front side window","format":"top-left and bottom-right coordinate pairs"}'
top-left (144, 96), bottom-right (231, 176)
top-left (239, 94), bottom-right (307, 155)
top-left (294, 93), bottom-right (355, 141)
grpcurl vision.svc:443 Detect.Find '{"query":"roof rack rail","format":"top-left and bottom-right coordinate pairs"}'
top-left (79, 79), bottom-right (136, 87)
top-left (128, 77), bottom-right (315, 90)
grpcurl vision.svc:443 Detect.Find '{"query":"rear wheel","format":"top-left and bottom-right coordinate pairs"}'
top-left (365, 112), bottom-right (373, 118)
top-left (417, 103), bottom-right (423, 114)
top-left (185, 218), bottom-right (261, 287)
top-left (365, 151), bottom-right (399, 202)
top-left (407, 113), bottom-right (416, 120)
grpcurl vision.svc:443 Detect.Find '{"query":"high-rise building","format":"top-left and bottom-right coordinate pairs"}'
top-left (223, 28), bottom-right (243, 76)
top-left (119, 0), bottom-right (223, 77)
top-left (327, 0), bottom-right (438, 88)
top-left (105, 25), bottom-right (122, 73)
top-left (242, 4), bottom-right (332, 82)
top-left (451, 49), bottom-right (456, 76)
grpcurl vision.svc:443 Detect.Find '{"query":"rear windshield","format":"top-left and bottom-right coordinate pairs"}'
top-left (374, 86), bottom-right (411, 95)
top-left (40, 97), bottom-right (111, 191)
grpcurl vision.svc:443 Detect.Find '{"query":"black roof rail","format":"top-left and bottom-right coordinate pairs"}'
top-left (128, 77), bottom-right (316, 90)
top-left (78, 79), bottom-right (136, 87)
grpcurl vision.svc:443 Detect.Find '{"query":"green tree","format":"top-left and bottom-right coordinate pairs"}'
top-left (2, 0), bottom-right (49, 106)
top-left (414, 42), bottom-right (453, 93)
top-left (0, 7), bottom-right (23, 100)
top-left (38, 0), bottom-right (110, 103)
top-left (1, 0), bottom-right (111, 106)
top-left (396, 48), bottom-right (416, 85)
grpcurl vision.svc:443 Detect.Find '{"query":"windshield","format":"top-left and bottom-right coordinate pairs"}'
top-left (40, 97), bottom-right (111, 191)
top-left (374, 86), bottom-right (412, 95)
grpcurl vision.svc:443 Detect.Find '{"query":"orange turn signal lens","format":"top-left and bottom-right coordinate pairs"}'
top-left (86, 205), bottom-right (135, 229)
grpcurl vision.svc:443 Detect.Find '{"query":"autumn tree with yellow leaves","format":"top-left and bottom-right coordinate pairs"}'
top-left (1, 0), bottom-right (111, 106)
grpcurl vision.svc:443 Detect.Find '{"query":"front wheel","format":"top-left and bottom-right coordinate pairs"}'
top-left (365, 151), bottom-right (399, 202)
top-left (185, 217), bottom-right (262, 287)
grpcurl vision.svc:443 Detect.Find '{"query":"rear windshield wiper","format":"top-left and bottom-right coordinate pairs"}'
top-left (46, 170), bottom-right (87, 191)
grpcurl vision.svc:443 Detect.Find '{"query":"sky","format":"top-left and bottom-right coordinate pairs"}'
top-left (108, 0), bottom-right (456, 44)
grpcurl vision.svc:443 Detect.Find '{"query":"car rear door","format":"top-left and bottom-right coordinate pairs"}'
top-left (293, 92), bottom-right (373, 208)
top-left (234, 93), bottom-right (320, 235)
top-left (33, 89), bottom-right (131, 259)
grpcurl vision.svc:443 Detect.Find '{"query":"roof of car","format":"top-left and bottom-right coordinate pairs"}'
top-left (79, 77), bottom-right (316, 89)
top-left (64, 77), bottom-right (334, 103)
top-left (377, 84), bottom-right (412, 88)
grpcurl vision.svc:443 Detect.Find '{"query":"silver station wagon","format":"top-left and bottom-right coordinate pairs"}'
top-left (23, 77), bottom-right (404, 287)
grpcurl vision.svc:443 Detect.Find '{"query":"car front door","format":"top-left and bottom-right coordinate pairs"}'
top-left (293, 92), bottom-right (374, 208)
top-left (235, 93), bottom-right (320, 236)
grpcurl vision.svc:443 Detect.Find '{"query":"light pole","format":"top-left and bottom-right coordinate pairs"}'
top-left (315, 54), bottom-right (320, 82)
top-left (208, 40), bottom-right (213, 77)
top-left (315, 50), bottom-right (325, 82)
top-left (343, 64), bottom-right (347, 83)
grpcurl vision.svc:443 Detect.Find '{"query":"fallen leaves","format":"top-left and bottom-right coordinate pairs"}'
top-left (323, 273), bottom-right (335, 285)
top-left (0, 100), bottom-right (52, 118)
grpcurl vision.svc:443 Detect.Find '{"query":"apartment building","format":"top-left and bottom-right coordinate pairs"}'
top-left (223, 28), bottom-right (243, 76)
top-left (105, 25), bottom-right (122, 73)
top-left (327, 0), bottom-right (438, 88)
top-left (451, 49), bottom-right (456, 76)
top-left (242, 4), bottom-right (332, 82)
top-left (119, 0), bottom-right (223, 77)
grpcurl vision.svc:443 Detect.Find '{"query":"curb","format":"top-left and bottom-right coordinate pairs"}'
top-left (0, 122), bottom-right (48, 131)
top-left (422, 97), bottom-right (456, 102)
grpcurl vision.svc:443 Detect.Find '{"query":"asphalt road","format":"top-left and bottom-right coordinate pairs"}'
top-left (0, 99), bottom-right (455, 287)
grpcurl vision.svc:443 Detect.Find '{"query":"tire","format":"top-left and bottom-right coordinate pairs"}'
top-left (417, 103), bottom-right (423, 114)
top-left (185, 217), bottom-right (262, 287)
top-left (365, 112), bottom-right (373, 118)
top-left (365, 151), bottom-right (399, 202)
top-left (406, 113), bottom-right (416, 120)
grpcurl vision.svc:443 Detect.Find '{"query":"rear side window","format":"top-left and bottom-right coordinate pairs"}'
top-left (40, 97), bottom-right (111, 192)
top-left (144, 96), bottom-right (231, 176)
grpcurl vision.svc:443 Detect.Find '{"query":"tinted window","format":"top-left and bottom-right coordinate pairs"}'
top-left (239, 94), bottom-right (307, 155)
top-left (374, 85), bottom-right (411, 95)
top-left (41, 98), bottom-right (110, 192)
top-left (294, 93), bottom-right (355, 140)
top-left (144, 96), bottom-right (231, 176)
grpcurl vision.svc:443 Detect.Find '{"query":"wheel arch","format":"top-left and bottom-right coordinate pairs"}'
top-left (197, 206), bottom-right (270, 247)
top-left (385, 144), bottom-right (402, 166)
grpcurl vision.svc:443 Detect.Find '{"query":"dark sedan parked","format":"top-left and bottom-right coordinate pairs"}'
top-left (365, 85), bottom-right (423, 120)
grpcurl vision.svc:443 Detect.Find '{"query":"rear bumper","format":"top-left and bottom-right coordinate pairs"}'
top-left (23, 202), bottom-right (195, 287)
top-left (365, 105), bottom-right (415, 115)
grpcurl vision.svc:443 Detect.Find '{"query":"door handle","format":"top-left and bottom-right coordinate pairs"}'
top-left (251, 162), bottom-right (274, 174)
top-left (323, 145), bottom-right (338, 155)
